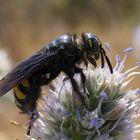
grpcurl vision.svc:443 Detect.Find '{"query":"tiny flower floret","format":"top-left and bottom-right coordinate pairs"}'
top-left (91, 117), bottom-right (104, 129)
top-left (100, 91), bottom-right (108, 101)
top-left (123, 47), bottom-right (133, 53)
top-left (104, 43), bottom-right (111, 51)
top-left (76, 110), bottom-right (81, 120)
top-left (136, 89), bottom-right (140, 94)
top-left (116, 55), bottom-right (121, 63)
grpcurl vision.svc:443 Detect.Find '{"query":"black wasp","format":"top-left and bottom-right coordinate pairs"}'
top-left (0, 32), bottom-right (113, 135)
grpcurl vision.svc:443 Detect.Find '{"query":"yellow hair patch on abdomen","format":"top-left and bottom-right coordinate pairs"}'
top-left (14, 86), bottom-right (26, 100)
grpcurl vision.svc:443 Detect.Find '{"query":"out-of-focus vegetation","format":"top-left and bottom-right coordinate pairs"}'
top-left (0, 0), bottom-right (140, 60)
top-left (0, 0), bottom-right (140, 139)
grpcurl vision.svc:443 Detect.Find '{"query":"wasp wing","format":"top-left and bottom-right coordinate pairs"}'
top-left (0, 48), bottom-right (58, 96)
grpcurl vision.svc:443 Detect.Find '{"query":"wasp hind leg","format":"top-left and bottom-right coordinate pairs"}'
top-left (26, 110), bottom-right (39, 136)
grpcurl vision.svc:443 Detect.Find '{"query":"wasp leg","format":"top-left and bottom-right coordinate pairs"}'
top-left (73, 66), bottom-right (86, 92)
top-left (26, 110), bottom-right (39, 135)
top-left (69, 75), bottom-right (84, 101)
top-left (63, 68), bottom-right (85, 104)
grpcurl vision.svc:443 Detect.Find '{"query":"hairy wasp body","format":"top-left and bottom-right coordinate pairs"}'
top-left (0, 32), bottom-right (113, 134)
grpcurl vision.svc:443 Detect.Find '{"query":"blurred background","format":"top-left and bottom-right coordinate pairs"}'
top-left (0, 0), bottom-right (140, 139)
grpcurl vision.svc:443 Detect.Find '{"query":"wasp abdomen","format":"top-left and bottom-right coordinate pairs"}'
top-left (14, 79), bottom-right (32, 113)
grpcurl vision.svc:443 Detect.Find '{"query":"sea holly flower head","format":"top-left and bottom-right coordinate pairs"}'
top-left (28, 47), bottom-right (140, 140)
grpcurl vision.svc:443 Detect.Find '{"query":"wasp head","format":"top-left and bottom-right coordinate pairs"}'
top-left (81, 32), bottom-right (113, 73)
top-left (81, 32), bottom-right (101, 60)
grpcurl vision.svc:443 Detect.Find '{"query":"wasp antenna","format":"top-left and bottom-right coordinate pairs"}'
top-left (101, 47), bottom-right (113, 73)
top-left (104, 54), bottom-right (113, 73)
top-left (100, 50), bottom-right (105, 68)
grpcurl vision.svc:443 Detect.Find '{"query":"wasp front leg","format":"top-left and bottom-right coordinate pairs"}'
top-left (63, 66), bottom-right (85, 102)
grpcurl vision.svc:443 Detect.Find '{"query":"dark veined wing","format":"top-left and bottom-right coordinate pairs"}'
top-left (0, 48), bottom-right (58, 96)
